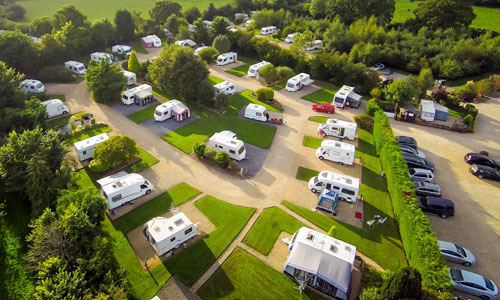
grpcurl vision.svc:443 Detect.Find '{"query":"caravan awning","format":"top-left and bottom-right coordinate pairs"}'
top-left (304, 79), bottom-right (314, 86)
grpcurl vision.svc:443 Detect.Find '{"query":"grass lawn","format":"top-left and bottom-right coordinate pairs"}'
top-left (124, 147), bottom-right (159, 173)
top-left (130, 40), bottom-right (148, 54)
top-left (271, 80), bottom-right (287, 90)
top-left (208, 76), bottom-right (224, 85)
top-left (224, 55), bottom-right (257, 77)
top-left (46, 114), bottom-right (71, 129)
top-left (163, 196), bottom-right (256, 287)
top-left (243, 207), bottom-right (304, 255)
top-left (301, 81), bottom-right (338, 105)
top-left (226, 89), bottom-right (283, 116)
top-left (126, 89), bottom-right (174, 124)
top-left (63, 124), bottom-right (112, 145)
top-left (296, 167), bottom-right (319, 182)
top-left (197, 248), bottom-right (323, 300)
top-left (75, 167), bottom-right (99, 190)
top-left (448, 109), bottom-right (464, 118)
top-left (309, 116), bottom-right (328, 123)
top-left (303, 135), bottom-right (322, 149)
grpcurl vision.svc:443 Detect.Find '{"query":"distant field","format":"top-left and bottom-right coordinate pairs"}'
top-left (17, 0), bottom-right (232, 22)
top-left (393, 0), bottom-right (500, 32)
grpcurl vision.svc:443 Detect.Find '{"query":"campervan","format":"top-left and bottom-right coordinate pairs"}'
top-left (244, 104), bottom-right (268, 122)
top-left (64, 61), bottom-right (86, 75)
top-left (97, 171), bottom-right (154, 210)
top-left (216, 52), bottom-right (237, 66)
top-left (260, 26), bottom-right (277, 35)
top-left (208, 132), bottom-right (247, 161)
top-left (214, 81), bottom-right (236, 96)
top-left (90, 52), bottom-right (113, 64)
top-left (143, 213), bottom-right (198, 256)
top-left (122, 84), bottom-right (154, 106)
top-left (21, 79), bottom-right (45, 93)
top-left (332, 85), bottom-right (362, 109)
top-left (112, 45), bottom-right (132, 57)
top-left (122, 70), bottom-right (137, 86)
top-left (316, 140), bottom-right (355, 165)
top-left (194, 46), bottom-right (208, 56)
top-left (175, 39), bottom-right (197, 49)
top-left (305, 40), bottom-right (323, 51)
top-left (285, 33), bottom-right (295, 43)
top-left (247, 61), bottom-right (271, 77)
top-left (73, 133), bottom-right (110, 161)
top-left (154, 100), bottom-right (182, 121)
top-left (318, 119), bottom-right (357, 140)
top-left (286, 73), bottom-right (314, 92)
top-left (308, 171), bottom-right (360, 203)
top-left (41, 99), bottom-right (69, 118)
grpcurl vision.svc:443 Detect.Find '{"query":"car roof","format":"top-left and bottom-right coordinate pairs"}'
top-left (410, 168), bottom-right (432, 174)
top-left (415, 181), bottom-right (439, 188)
top-left (427, 196), bottom-right (453, 206)
top-left (467, 153), bottom-right (491, 160)
top-left (474, 164), bottom-right (497, 172)
top-left (438, 240), bottom-right (458, 251)
top-left (456, 269), bottom-right (487, 286)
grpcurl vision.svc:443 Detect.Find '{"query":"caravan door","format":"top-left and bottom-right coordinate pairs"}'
top-left (340, 127), bottom-right (345, 137)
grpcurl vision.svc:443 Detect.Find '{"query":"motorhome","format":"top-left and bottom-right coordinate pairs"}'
top-left (286, 73), bottom-right (314, 92)
top-left (260, 26), bottom-right (277, 35)
top-left (316, 140), bottom-right (355, 165)
top-left (97, 171), bottom-right (154, 210)
top-left (20, 79), bottom-right (45, 93)
top-left (305, 40), bottom-right (323, 51)
top-left (90, 52), bottom-right (113, 64)
top-left (332, 85), bottom-right (362, 109)
top-left (194, 46), bottom-right (208, 56)
top-left (175, 39), bottom-right (197, 49)
top-left (308, 171), bottom-right (360, 203)
top-left (111, 45), bottom-right (132, 57)
top-left (214, 81), bottom-right (236, 96)
top-left (122, 70), bottom-right (137, 85)
top-left (64, 61), bottom-right (86, 75)
top-left (208, 132), bottom-right (247, 161)
top-left (73, 133), bottom-right (110, 161)
top-left (121, 84), bottom-right (154, 106)
top-left (154, 100), bottom-right (191, 122)
top-left (247, 61), bottom-right (271, 77)
top-left (285, 33), bottom-right (296, 43)
top-left (318, 119), bottom-right (357, 140)
top-left (143, 212), bottom-right (199, 256)
top-left (244, 104), bottom-right (268, 122)
top-left (216, 52), bottom-right (237, 66)
top-left (141, 35), bottom-right (162, 48)
top-left (41, 99), bottom-right (69, 118)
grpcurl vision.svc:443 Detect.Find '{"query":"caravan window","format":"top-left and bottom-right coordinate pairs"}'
top-left (334, 97), bottom-right (344, 104)
top-left (140, 184), bottom-right (147, 189)
top-left (238, 146), bottom-right (244, 155)
top-left (123, 95), bottom-right (129, 100)
top-left (229, 150), bottom-right (235, 154)
top-left (287, 83), bottom-right (295, 88)
top-left (170, 237), bottom-right (176, 242)
top-left (218, 145), bottom-right (223, 149)
top-left (111, 194), bottom-right (122, 202)
top-left (185, 227), bottom-right (193, 235)
top-left (155, 111), bottom-right (162, 116)
top-left (82, 151), bottom-right (87, 155)
top-left (256, 112), bottom-right (262, 116)
top-left (341, 188), bottom-right (355, 196)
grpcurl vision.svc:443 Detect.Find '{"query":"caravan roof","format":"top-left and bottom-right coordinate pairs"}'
top-left (41, 99), bottom-right (63, 107)
top-left (336, 85), bottom-right (362, 101)
top-left (320, 140), bottom-right (355, 152)
top-left (247, 103), bottom-right (266, 113)
top-left (325, 118), bottom-right (357, 129)
top-left (288, 73), bottom-right (313, 85)
top-left (420, 100), bottom-right (435, 113)
top-left (156, 100), bottom-right (184, 113)
top-left (142, 35), bottom-right (160, 43)
top-left (318, 171), bottom-right (360, 189)
top-left (73, 133), bottom-right (110, 151)
top-left (146, 212), bottom-right (194, 242)
top-left (210, 132), bottom-right (244, 147)
top-left (98, 172), bottom-right (146, 195)
top-left (214, 81), bottom-right (235, 90)
top-left (248, 61), bottom-right (270, 72)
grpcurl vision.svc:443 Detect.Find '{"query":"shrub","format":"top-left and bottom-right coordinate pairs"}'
top-left (193, 142), bottom-right (206, 157)
top-left (458, 92), bottom-right (475, 103)
top-left (90, 135), bottom-right (138, 172)
top-left (199, 47), bottom-right (218, 64)
top-left (276, 66), bottom-right (294, 81)
top-left (463, 114), bottom-right (473, 127)
top-left (255, 88), bottom-right (274, 102)
top-left (214, 93), bottom-right (229, 112)
top-left (215, 151), bottom-right (230, 168)
top-left (370, 87), bottom-right (383, 99)
top-left (212, 35), bottom-right (231, 54)
top-left (466, 104), bottom-right (478, 120)
top-left (354, 114), bottom-right (374, 131)
top-left (38, 66), bottom-right (76, 83)
top-left (5, 4), bottom-right (26, 21)
top-left (204, 147), bottom-right (216, 159)
top-left (366, 99), bottom-right (379, 116)
top-left (121, 61), bottom-right (128, 70)
top-left (431, 90), bottom-right (447, 102)
top-left (380, 267), bottom-right (422, 300)
top-left (258, 64), bottom-right (278, 85)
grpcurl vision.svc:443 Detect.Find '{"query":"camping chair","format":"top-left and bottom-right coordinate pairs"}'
top-left (378, 217), bottom-right (387, 225)
top-left (366, 219), bottom-right (376, 228)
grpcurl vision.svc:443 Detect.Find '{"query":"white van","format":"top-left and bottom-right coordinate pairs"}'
top-left (208, 132), bottom-right (247, 161)
top-left (122, 70), bottom-right (137, 85)
top-left (244, 104), bottom-right (268, 122)
top-left (286, 73), bottom-right (314, 92)
top-left (41, 99), bottom-right (69, 118)
top-left (64, 61), bottom-right (86, 75)
top-left (90, 52), bottom-right (113, 64)
top-left (73, 133), bottom-right (110, 161)
top-left (316, 140), bottom-right (355, 165)
top-left (214, 81), bottom-right (236, 96)
top-left (112, 45), bottom-right (132, 57)
top-left (97, 171), bottom-right (154, 210)
top-left (194, 46), bottom-right (208, 56)
top-left (285, 33), bottom-right (295, 43)
top-left (318, 119), bottom-right (357, 140)
top-left (216, 52), bottom-right (237, 66)
top-left (21, 79), bottom-right (45, 93)
top-left (260, 26), bottom-right (276, 35)
top-left (247, 61), bottom-right (271, 77)
top-left (308, 171), bottom-right (360, 203)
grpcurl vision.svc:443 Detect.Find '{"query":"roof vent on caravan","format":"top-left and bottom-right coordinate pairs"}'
top-left (168, 226), bottom-right (174, 231)
top-left (306, 232), bottom-right (314, 240)
top-left (154, 226), bottom-right (161, 233)
top-left (330, 245), bottom-right (338, 253)
top-left (174, 218), bottom-right (184, 226)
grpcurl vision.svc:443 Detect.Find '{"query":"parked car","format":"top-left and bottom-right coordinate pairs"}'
top-left (449, 268), bottom-right (498, 300)
top-left (414, 181), bottom-right (441, 197)
top-left (381, 68), bottom-right (393, 75)
top-left (464, 153), bottom-right (500, 169)
top-left (409, 168), bottom-right (434, 182)
top-left (438, 241), bottom-right (476, 266)
top-left (396, 135), bottom-right (418, 149)
top-left (470, 164), bottom-right (500, 181)
top-left (402, 153), bottom-right (435, 172)
top-left (312, 104), bottom-right (335, 114)
top-left (417, 196), bottom-right (454, 218)
top-left (400, 144), bottom-right (426, 158)
top-left (370, 63), bottom-right (385, 71)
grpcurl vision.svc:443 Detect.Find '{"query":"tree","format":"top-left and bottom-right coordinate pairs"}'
top-left (326, 0), bottom-right (395, 25)
top-left (215, 151), bottom-right (230, 168)
top-left (89, 19), bottom-right (115, 50)
top-left (86, 60), bottom-right (127, 103)
top-left (258, 64), bottom-right (278, 85)
top-left (309, 0), bottom-right (328, 18)
top-left (39, 34), bottom-right (67, 66)
top-left (290, 31), bottom-right (314, 56)
top-left (214, 93), bottom-right (229, 112)
top-left (193, 18), bottom-right (211, 45)
top-left (5, 98), bottom-right (48, 134)
top-left (199, 47), bottom-right (218, 64)
top-left (114, 9), bottom-right (135, 42)
top-left (380, 267), bottom-right (422, 300)
top-left (0, 31), bottom-right (40, 74)
top-left (165, 14), bottom-right (187, 35)
top-left (233, 0), bottom-right (254, 12)
top-left (5, 4), bottom-right (26, 21)
top-left (197, 79), bottom-right (215, 106)
top-left (276, 66), bottom-right (294, 81)
top-left (203, 3), bottom-right (218, 21)
top-left (415, 68), bottom-right (434, 99)
top-left (51, 4), bottom-right (89, 30)
top-left (90, 135), bottom-right (138, 172)
top-left (386, 78), bottom-right (416, 104)
top-left (414, 0), bottom-right (475, 29)
top-left (54, 21), bottom-right (90, 54)
top-left (212, 34), bottom-right (231, 54)
top-left (149, 0), bottom-right (182, 25)
top-left (128, 49), bottom-right (141, 74)
top-left (31, 16), bottom-right (53, 36)
top-left (209, 16), bottom-right (228, 38)
top-left (178, 24), bottom-right (192, 40)
top-left (184, 7), bottom-right (201, 24)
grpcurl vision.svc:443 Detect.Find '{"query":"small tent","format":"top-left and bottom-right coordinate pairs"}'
top-left (434, 103), bottom-right (450, 121)
top-left (317, 189), bottom-right (338, 216)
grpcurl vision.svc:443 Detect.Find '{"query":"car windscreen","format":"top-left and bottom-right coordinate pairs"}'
top-left (287, 83), bottom-right (295, 88)
top-left (485, 278), bottom-right (495, 291)
top-left (155, 110), bottom-right (162, 116)
top-left (450, 269), bottom-right (463, 281)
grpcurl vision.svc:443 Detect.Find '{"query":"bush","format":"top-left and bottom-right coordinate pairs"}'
top-left (214, 93), bottom-right (229, 112)
top-left (258, 64), bottom-right (278, 85)
top-left (380, 267), bottom-right (422, 300)
top-left (466, 104), bottom-right (478, 120)
top-left (370, 87), bottom-right (383, 99)
top-left (5, 4), bottom-right (26, 21)
top-left (121, 61), bottom-right (128, 71)
top-left (38, 66), bottom-right (76, 83)
top-left (463, 114), bottom-right (473, 127)
top-left (90, 135), bottom-right (138, 172)
top-left (193, 142), bottom-right (206, 157)
top-left (204, 147), bottom-right (216, 159)
top-left (215, 151), bottom-right (230, 168)
top-left (212, 35), bottom-right (231, 54)
top-left (255, 88), bottom-right (274, 102)
top-left (354, 114), bottom-right (374, 131)
top-left (199, 47), bottom-right (218, 64)
top-left (276, 66), bottom-right (294, 81)
top-left (366, 99), bottom-right (379, 117)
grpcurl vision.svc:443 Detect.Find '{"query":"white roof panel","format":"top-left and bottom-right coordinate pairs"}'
top-left (147, 212), bottom-right (194, 242)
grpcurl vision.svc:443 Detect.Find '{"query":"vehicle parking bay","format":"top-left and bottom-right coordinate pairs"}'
top-left (141, 114), bottom-right (199, 137)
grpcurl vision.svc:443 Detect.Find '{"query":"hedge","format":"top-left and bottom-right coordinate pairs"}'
top-left (372, 107), bottom-right (452, 297)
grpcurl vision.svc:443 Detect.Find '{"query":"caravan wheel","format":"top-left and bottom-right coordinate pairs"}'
top-left (319, 156), bottom-right (324, 160)
top-left (146, 189), bottom-right (151, 194)
top-left (338, 161), bottom-right (344, 165)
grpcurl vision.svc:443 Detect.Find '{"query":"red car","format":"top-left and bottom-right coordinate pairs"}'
top-left (312, 104), bottom-right (335, 114)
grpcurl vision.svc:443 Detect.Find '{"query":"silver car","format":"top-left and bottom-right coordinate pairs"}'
top-left (449, 268), bottom-right (498, 300)
top-left (414, 181), bottom-right (441, 197)
top-left (438, 241), bottom-right (476, 266)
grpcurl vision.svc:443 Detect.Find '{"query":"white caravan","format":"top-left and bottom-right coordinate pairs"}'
top-left (97, 171), bottom-right (154, 210)
top-left (64, 61), bottom-right (86, 75)
top-left (73, 133), bottom-right (110, 161)
top-left (208, 132), bottom-right (247, 161)
top-left (245, 19), bottom-right (255, 26)
top-left (214, 81), bottom-right (236, 96)
top-left (318, 119), bottom-right (357, 140)
top-left (41, 99), bottom-right (69, 118)
top-left (308, 171), bottom-right (360, 203)
top-left (143, 213), bottom-right (199, 256)
top-left (244, 104), bottom-right (268, 122)
top-left (203, 20), bottom-right (212, 28)
top-left (188, 24), bottom-right (196, 32)
top-left (122, 70), bottom-right (137, 85)
top-left (175, 39), bottom-right (196, 49)
top-left (260, 26), bottom-right (277, 35)
top-left (216, 52), bottom-right (237, 66)
top-left (235, 13), bottom-right (249, 21)
top-left (285, 33), bottom-right (295, 43)
top-left (90, 52), bottom-right (113, 64)
top-left (194, 46), bottom-right (208, 56)
top-left (247, 61), bottom-right (271, 77)
top-left (154, 99), bottom-right (183, 121)
top-left (316, 140), bottom-right (355, 165)
top-left (142, 35), bottom-right (162, 48)
top-left (332, 85), bottom-right (362, 109)
top-left (286, 73), bottom-right (314, 92)
top-left (112, 45), bottom-right (132, 57)
top-left (305, 40), bottom-right (323, 51)
top-left (21, 79), bottom-right (45, 93)
top-left (122, 84), bottom-right (153, 105)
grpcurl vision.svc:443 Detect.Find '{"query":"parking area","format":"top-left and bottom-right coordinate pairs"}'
top-left (141, 115), bottom-right (199, 137)
top-left (236, 144), bottom-right (271, 176)
top-left (111, 97), bottom-right (160, 115)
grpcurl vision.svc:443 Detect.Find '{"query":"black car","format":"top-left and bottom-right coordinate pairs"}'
top-left (470, 164), bottom-right (500, 182)
top-left (464, 153), bottom-right (500, 169)
top-left (417, 196), bottom-right (454, 219)
top-left (396, 136), bottom-right (417, 149)
top-left (402, 153), bottom-right (435, 172)
top-left (414, 181), bottom-right (442, 197)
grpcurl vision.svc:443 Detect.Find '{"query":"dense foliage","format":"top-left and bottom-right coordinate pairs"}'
top-left (91, 135), bottom-right (138, 172)
top-left (85, 60), bottom-right (127, 104)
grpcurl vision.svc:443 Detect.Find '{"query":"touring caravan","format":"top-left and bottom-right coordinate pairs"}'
top-left (97, 171), bottom-right (154, 210)
top-left (305, 40), bottom-right (323, 51)
top-left (286, 73), bottom-right (314, 92)
top-left (73, 133), bottom-right (110, 161)
top-left (175, 39), bottom-right (197, 49)
top-left (141, 35), bottom-right (162, 48)
top-left (41, 99), bottom-right (69, 118)
top-left (260, 26), bottom-right (277, 35)
top-left (64, 61), bottom-right (86, 75)
top-left (112, 45), bottom-right (132, 57)
top-left (244, 104), bottom-right (268, 122)
top-left (208, 132), bottom-right (247, 161)
top-left (122, 70), bottom-right (137, 86)
top-left (332, 85), bottom-right (362, 109)
top-left (216, 52), bottom-right (237, 66)
top-left (188, 24), bottom-right (196, 32)
top-left (90, 52), bottom-right (113, 64)
top-left (194, 46), bottom-right (208, 56)
top-left (245, 19), bottom-right (255, 26)
top-left (21, 79), bottom-right (45, 93)
top-left (318, 119), bottom-right (357, 140)
top-left (122, 84), bottom-right (154, 106)
top-left (214, 81), bottom-right (236, 96)
top-left (154, 100), bottom-right (191, 122)
top-left (285, 33), bottom-right (296, 43)
top-left (308, 171), bottom-right (360, 203)
top-left (143, 213), bottom-right (198, 256)
top-left (247, 61), bottom-right (271, 77)
top-left (235, 13), bottom-right (249, 21)
top-left (203, 20), bottom-right (212, 28)
top-left (316, 140), bottom-right (355, 165)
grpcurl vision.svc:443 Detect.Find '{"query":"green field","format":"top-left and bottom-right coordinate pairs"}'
top-left (303, 135), bottom-right (322, 149)
top-left (63, 124), bottom-right (112, 145)
top-left (295, 166), bottom-right (319, 182)
top-left (226, 89), bottom-right (283, 116)
top-left (301, 81), bottom-right (339, 105)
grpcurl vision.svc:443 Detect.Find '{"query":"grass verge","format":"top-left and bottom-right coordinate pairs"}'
top-left (124, 147), bottom-right (159, 173)
top-left (271, 80), bottom-right (287, 90)
top-left (209, 76), bottom-right (224, 85)
top-left (303, 135), bottom-right (322, 149)
top-left (224, 55), bottom-right (257, 77)
top-left (226, 89), bottom-right (283, 116)
top-left (301, 81), bottom-right (338, 105)
top-left (296, 167), bottom-right (319, 182)
top-left (309, 116), bottom-right (328, 123)
top-left (46, 114), bottom-right (71, 129)
top-left (63, 124), bottom-right (112, 145)
top-left (130, 40), bottom-right (148, 54)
